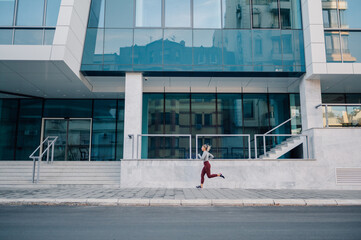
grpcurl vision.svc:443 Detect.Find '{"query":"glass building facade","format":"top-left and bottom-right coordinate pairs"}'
top-left (0, 0), bottom-right (61, 45)
top-left (322, 0), bottom-right (361, 62)
top-left (81, 0), bottom-right (305, 74)
top-left (0, 99), bottom-right (124, 161)
top-left (142, 93), bottom-right (301, 159)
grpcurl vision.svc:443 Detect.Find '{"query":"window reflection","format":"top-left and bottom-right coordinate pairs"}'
top-left (252, 0), bottom-right (279, 28)
top-left (223, 30), bottom-right (252, 65)
top-left (82, 28), bottom-right (104, 65)
top-left (105, 0), bottom-right (133, 28)
top-left (280, 0), bottom-right (302, 29)
top-left (0, 0), bottom-right (15, 26)
top-left (16, 0), bottom-right (45, 26)
top-left (0, 29), bottom-right (13, 44)
top-left (164, 30), bottom-right (192, 65)
top-left (0, 100), bottom-right (18, 160)
top-left (324, 32), bottom-right (342, 62)
top-left (136, 0), bottom-right (161, 27)
top-left (193, 0), bottom-right (222, 28)
top-left (14, 29), bottom-right (43, 45)
top-left (165, 0), bottom-right (191, 27)
top-left (104, 29), bottom-right (133, 65)
top-left (133, 29), bottom-right (163, 65)
top-left (88, 0), bottom-right (105, 28)
top-left (45, 0), bottom-right (61, 26)
top-left (222, 0), bottom-right (251, 29)
top-left (193, 30), bottom-right (222, 65)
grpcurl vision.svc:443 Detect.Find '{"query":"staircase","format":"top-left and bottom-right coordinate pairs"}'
top-left (0, 161), bottom-right (120, 186)
top-left (259, 136), bottom-right (304, 159)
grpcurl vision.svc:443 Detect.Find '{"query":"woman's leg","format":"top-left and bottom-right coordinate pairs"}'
top-left (204, 161), bottom-right (218, 179)
top-left (201, 166), bottom-right (206, 184)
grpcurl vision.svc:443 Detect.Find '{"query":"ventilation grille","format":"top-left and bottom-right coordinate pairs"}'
top-left (336, 168), bottom-right (361, 185)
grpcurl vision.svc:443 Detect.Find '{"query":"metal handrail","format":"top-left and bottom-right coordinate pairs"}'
top-left (196, 134), bottom-right (251, 160)
top-left (29, 136), bottom-right (58, 183)
top-left (254, 134), bottom-right (309, 159)
top-left (136, 134), bottom-right (192, 159)
top-left (315, 104), bottom-right (361, 128)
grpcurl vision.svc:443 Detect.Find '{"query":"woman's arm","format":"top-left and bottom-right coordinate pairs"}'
top-left (209, 153), bottom-right (214, 159)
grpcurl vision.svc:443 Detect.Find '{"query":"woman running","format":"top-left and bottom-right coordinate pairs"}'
top-left (196, 144), bottom-right (225, 188)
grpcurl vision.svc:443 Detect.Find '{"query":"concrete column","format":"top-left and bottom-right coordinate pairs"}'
top-left (299, 78), bottom-right (323, 130)
top-left (123, 72), bottom-right (143, 159)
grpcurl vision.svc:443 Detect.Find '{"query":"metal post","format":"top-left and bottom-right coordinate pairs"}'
top-left (195, 135), bottom-right (198, 159)
top-left (36, 157), bottom-right (40, 184)
top-left (248, 135), bottom-right (251, 159)
top-left (46, 140), bottom-right (50, 163)
top-left (136, 135), bottom-right (139, 159)
top-left (189, 135), bottom-right (192, 160)
top-left (263, 135), bottom-right (266, 156)
top-left (32, 158), bottom-right (36, 183)
top-left (254, 135), bottom-right (258, 159)
top-left (51, 140), bottom-right (55, 164)
top-left (325, 104), bottom-right (329, 128)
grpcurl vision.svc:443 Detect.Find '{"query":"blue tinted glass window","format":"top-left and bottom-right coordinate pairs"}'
top-left (136, 0), bottom-right (161, 27)
top-left (193, 30), bottom-right (222, 65)
top-left (252, 30), bottom-right (282, 67)
top-left (133, 29), bottom-right (162, 65)
top-left (281, 30), bottom-right (305, 68)
top-left (342, 31), bottom-right (361, 63)
top-left (0, 0), bottom-right (15, 26)
top-left (324, 31), bottom-right (341, 62)
top-left (0, 99), bottom-right (18, 160)
top-left (222, 0), bottom-right (251, 29)
top-left (88, 0), bottom-right (104, 28)
top-left (15, 99), bottom-right (43, 160)
top-left (105, 0), bottom-right (133, 28)
top-left (14, 29), bottom-right (43, 45)
top-left (45, 0), bottom-right (61, 26)
top-left (44, 29), bottom-right (55, 45)
top-left (194, 0), bottom-right (221, 28)
top-left (0, 29), bottom-right (13, 44)
top-left (92, 100), bottom-right (117, 161)
top-left (339, 0), bottom-right (361, 29)
top-left (116, 100), bottom-right (124, 160)
top-left (280, 0), bottom-right (302, 29)
top-left (16, 0), bottom-right (45, 26)
top-left (165, 0), bottom-right (191, 27)
top-left (104, 29), bottom-right (133, 65)
top-left (44, 100), bottom-right (92, 118)
top-left (164, 29), bottom-right (192, 65)
top-left (82, 28), bottom-right (104, 65)
top-left (252, 0), bottom-right (279, 28)
top-left (223, 30), bottom-right (252, 65)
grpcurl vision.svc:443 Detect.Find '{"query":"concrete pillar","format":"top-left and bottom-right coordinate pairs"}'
top-left (123, 72), bottom-right (143, 159)
top-left (299, 78), bottom-right (323, 131)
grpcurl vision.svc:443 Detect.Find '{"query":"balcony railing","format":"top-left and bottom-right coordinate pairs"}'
top-left (316, 104), bottom-right (361, 128)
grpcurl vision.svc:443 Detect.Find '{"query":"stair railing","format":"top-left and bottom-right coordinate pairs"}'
top-left (29, 136), bottom-right (58, 183)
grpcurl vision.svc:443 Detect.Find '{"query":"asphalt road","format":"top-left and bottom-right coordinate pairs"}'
top-left (0, 206), bottom-right (361, 240)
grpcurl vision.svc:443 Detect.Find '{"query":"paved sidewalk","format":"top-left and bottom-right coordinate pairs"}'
top-left (1, 186), bottom-right (361, 206)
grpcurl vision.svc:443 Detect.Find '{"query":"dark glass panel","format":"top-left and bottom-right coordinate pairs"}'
top-left (346, 94), bottom-right (361, 104)
top-left (105, 0), bottom-right (133, 28)
top-left (67, 119), bottom-right (91, 161)
top-left (165, 0), bottom-right (191, 27)
top-left (142, 94), bottom-right (164, 159)
top-left (43, 100), bottom-right (92, 118)
top-left (322, 94), bottom-right (346, 103)
top-left (252, 30), bottom-right (282, 67)
top-left (88, 0), bottom-right (105, 28)
top-left (45, 0), bottom-right (61, 26)
top-left (0, 0), bottom-right (15, 26)
top-left (116, 100), bottom-right (125, 160)
top-left (281, 30), bottom-right (305, 68)
top-left (222, 0), bottom-right (251, 29)
top-left (16, 0), bottom-right (45, 26)
top-left (280, 0), bottom-right (302, 29)
top-left (163, 29), bottom-right (192, 65)
top-left (135, 0), bottom-right (161, 27)
top-left (104, 29), bottom-right (133, 65)
top-left (133, 29), bottom-right (162, 65)
top-left (252, 0), bottom-right (279, 28)
top-left (193, 0), bottom-right (221, 28)
top-left (0, 100), bottom-right (18, 160)
top-left (44, 29), bottom-right (55, 45)
top-left (223, 29), bottom-right (252, 65)
top-left (243, 94), bottom-right (269, 157)
top-left (325, 31), bottom-right (341, 62)
top-left (193, 30), bottom-right (222, 65)
top-left (0, 29), bottom-right (13, 44)
top-left (339, 0), bottom-right (361, 29)
top-left (289, 93), bottom-right (301, 134)
top-left (92, 100), bottom-right (117, 161)
top-left (14, 29), bottom-right (43, 45)
top-left (82, 28), bottom-right (104, 65)
top-left (43, 119), bottom-right (67, 160)
top-left (15, 99), bottom-right (43, 160)
top-left (342, 31), bottom-right (361, 63)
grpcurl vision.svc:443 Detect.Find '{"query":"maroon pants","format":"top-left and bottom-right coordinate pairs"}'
top-left (201, 161), bottom-right (218, 184)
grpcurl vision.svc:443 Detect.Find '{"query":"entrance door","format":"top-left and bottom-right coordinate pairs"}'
top-left (42, 118), bottom-right (92, 161)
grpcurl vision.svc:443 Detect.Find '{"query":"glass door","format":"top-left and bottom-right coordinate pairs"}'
top-left (42, 118), bottom-right (92, 161)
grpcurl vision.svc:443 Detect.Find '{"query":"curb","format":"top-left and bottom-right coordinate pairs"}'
top-left (0, 198), bottom-right (361, 207)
